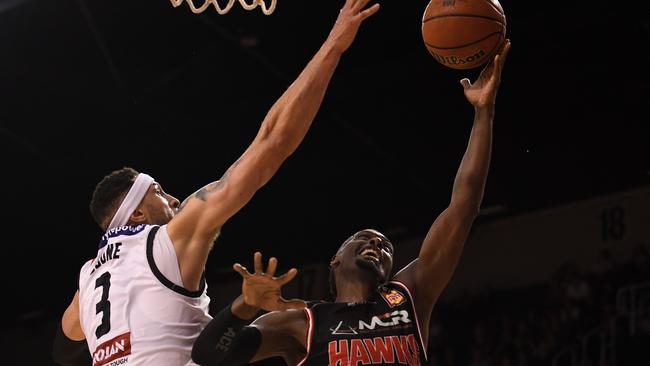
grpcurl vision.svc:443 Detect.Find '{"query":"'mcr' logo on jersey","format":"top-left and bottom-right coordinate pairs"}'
top-left (359, 310), bottom-right (411, 330)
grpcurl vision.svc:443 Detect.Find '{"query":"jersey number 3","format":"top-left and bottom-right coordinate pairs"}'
top-left (95, 272), bottom-right (112, 338)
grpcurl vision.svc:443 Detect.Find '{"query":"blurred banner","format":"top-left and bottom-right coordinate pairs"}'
top-left (438, 185), bottom-right (650, 298)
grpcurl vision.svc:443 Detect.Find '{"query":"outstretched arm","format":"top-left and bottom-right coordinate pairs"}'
top-left (192, 253), bottom-right (308, 366)
top-left (394, 41), bottom-right (511, 340)
top-left (168, 0), bottom-right (381, 291)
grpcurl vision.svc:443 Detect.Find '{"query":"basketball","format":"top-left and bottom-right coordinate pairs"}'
top-left (422, 0), bottom-right (506, 70)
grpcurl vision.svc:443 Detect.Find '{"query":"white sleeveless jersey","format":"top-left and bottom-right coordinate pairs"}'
top-left (78, 224), bottom-right (211, 366)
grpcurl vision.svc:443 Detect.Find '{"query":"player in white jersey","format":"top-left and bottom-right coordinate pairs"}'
top-left (52, 1), bottom-right (381, 364)
top-left (78, 224), bottom-right (211, 366)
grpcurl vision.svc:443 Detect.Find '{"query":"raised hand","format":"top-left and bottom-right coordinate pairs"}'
top-left (461, 40), bottom-right (511, 108)
top-left (233, 252), bottom-right (306, 312)
top-left (326, 0), bottom-right (380, 53)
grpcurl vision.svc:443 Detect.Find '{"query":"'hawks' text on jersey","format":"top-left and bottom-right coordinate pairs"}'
top-left (298, 281), bottom-right (427, 366)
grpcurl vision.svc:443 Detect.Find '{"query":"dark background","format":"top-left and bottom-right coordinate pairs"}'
top-left (1, 0), bottom-right (649, 364)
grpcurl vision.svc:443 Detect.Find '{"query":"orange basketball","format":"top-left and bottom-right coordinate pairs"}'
top-left (422, 0), bottom-right (506, 70)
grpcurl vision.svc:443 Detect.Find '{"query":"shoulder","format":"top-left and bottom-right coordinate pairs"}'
top-left (378, 281), bottom-right (416, 305)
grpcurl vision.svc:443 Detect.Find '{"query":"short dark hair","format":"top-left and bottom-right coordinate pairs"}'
top-left (89, 167), bottom-right (139, 229)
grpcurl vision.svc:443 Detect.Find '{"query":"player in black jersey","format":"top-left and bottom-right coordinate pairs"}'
top-left (192, 40), bottom-right (512, 366)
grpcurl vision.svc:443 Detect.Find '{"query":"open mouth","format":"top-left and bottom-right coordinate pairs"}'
top-left (359, 247), bottom-right (381, 263)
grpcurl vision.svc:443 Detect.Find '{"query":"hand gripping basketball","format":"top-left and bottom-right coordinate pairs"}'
top-left (461, 40), bottom-right (511, 108)
top-left (233, 252), bottom-right (306, 312)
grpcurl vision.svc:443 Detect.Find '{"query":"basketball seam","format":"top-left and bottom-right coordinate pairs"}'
top-left (422, 14), bottom-right (505, 26)
top-left (479, 0), bottom-right (506, 19)
top-left (483, 33), bottom-right (505, 62)
top-left (424, 31), bottom-right (503, 50)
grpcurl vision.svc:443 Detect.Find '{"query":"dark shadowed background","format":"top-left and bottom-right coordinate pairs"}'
top-left (1, 0), bottom-right (649, 364)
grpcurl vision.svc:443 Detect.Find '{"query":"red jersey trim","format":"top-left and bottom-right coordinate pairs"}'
top-left (296, 307), bottom-right (315, 366)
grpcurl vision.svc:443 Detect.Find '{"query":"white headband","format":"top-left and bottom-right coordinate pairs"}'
top-left (107, 173), bottom-right (155, 231)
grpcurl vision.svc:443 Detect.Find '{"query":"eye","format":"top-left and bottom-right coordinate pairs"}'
top-left (356, 234), bottom-right (369, 240)
top-left (379, 242), bottom-right (393, 254)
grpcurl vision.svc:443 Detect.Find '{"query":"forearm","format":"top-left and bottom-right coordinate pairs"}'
top-left (258, 41), bottom-right (343, 155)
top-left (401, 106), bottom-right (495, 309)
top-left (192, 296), bottom-right (262, 366)
top-left (450, 105), bottom-right (495, 213)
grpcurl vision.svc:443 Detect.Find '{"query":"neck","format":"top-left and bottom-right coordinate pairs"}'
top-left (334, 275), bottom-right (377, 303)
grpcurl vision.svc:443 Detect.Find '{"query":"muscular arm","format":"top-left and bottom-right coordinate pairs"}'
top-left (192, 296), bottom-right (308, 366)
top-left (168, 0), bottom-right (380, 290)
top-left (394, 41), bottom-right (511, 343)
top-left (395, 107), bottom-right (494, 303)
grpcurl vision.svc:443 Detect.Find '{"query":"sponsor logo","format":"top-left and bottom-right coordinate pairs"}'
top-left (381, 289), bottom-right (406, 308)
top-left (215, 327), bottom-right (237, 352)
top-left (331, 321), bottom-right (359, 335)
top-left (428, 49), bottom-right (486, 66)
top-left (330, 310), bottom-right (412, 335)
top-left (328, 335), bottom-right (420, 366)
top-left (92, 332), bottom-right (131, 366)
top-left (359, 310), bottom-right (411, 330)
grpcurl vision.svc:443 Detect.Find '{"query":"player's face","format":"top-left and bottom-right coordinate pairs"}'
top-left (140, 183), bottom-right (180, 225)
top-left (337, 229), bottom-right (394, 283)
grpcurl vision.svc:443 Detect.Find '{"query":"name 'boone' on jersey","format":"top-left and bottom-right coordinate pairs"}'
top-left (78, 225), bottom-right (211, 366)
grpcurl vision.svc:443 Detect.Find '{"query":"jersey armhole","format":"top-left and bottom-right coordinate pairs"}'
top-left (146, 225), bottom-right (206, 297)
top-left (295, 308), bottom-right (314, 366)
top-left (389, 280), bottom-right (428, 361)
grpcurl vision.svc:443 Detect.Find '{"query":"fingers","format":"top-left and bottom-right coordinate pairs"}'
top-left (233, 263), bottom-right (251, 278)
top-left (493, 39), bottom-right (511, 75)
top-left (344, 0), bottom-right (379, 19)
top-left (266, 257), bottom-right (278, 277)
top-left (350, 0), bottom-right (371, 11)
top-left (253, 251), bottom-right (263, 274)
top-left (460, 78), bottom-right (472, 89)
top-left (276, 268), bottom-right (298, 286)
top-left (359, 3), bottom-right (380, 20)
top-left (498, 39), bottom-right (512, 63)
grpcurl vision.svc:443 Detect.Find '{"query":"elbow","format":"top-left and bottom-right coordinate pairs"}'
top-left (191, 330), bottom-right (214, 366)
top-left (267, 132), bottom-right (297, 158)
top-left (460, 204), bottom-right (480, 223)
top-left (450, 197), bottom-right (481, 222)
top-left (259, 107), bottom-right (303, 158)
top-left (467, 205), bottom-right (481, 221)
top-left (191, 342), bottom-right (215, 366)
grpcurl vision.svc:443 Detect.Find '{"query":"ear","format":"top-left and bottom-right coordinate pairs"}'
top-left (130, 208), bottom-right (147, 224)
top-left (330, 255), bottom-right (340, 268)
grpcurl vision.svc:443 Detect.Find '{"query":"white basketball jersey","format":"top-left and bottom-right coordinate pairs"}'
top-left (78, 224), bottom-right (211, 366)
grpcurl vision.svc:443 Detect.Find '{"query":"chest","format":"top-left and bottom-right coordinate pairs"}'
top-left (304, 290), bottom-right (425, 366)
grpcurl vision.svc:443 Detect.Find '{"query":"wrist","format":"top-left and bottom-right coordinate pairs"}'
top-left (474, 105), bottom-right (495, 119)
top-left (231, 296), bottom-right (260, 320)
top-left (322, 36), bottom-right (347, 57)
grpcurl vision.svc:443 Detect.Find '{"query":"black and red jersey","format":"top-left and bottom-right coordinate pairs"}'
top-left (298, 281), bottom-right (427, 366)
